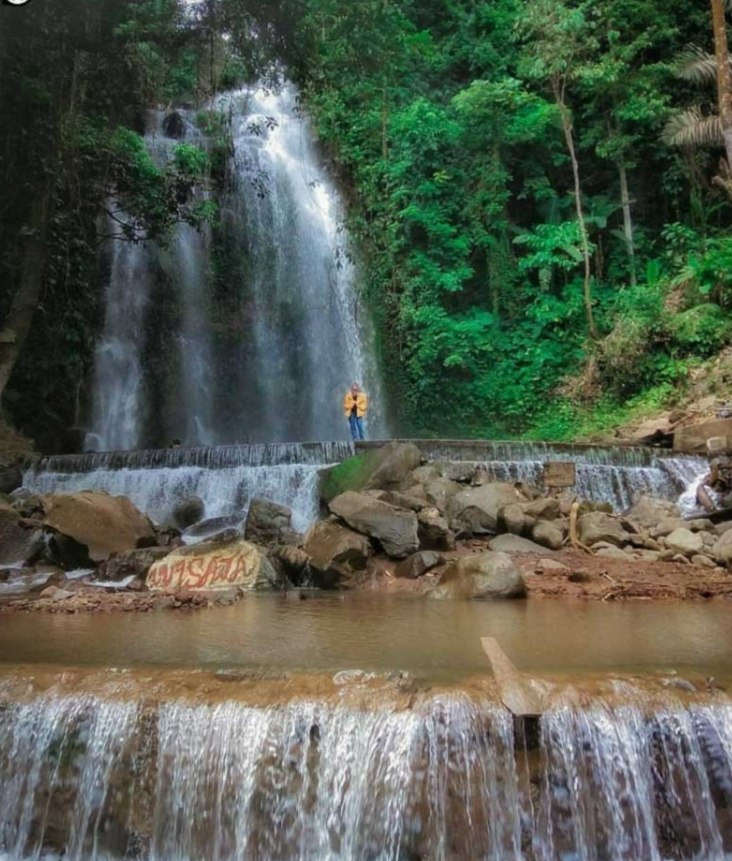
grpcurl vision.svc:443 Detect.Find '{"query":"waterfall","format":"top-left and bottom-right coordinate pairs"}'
top-left (22, 441), bottom-right (707, 529)
top-left (1, 678), bottom-right (731, 861)
top-left (85, 85), bottom-right (382, 452)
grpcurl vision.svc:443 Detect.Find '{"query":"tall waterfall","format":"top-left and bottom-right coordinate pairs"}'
top-left (1, 673), bottom-right (731, 861)
top-left (86, 84), bottom-right (382, 451)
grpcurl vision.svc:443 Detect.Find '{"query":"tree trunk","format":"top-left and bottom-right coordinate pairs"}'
top-left (554, 83), bottom-right (597, 339)
top-left (0, 186), bottom-right (52, 406)
top-left (711, 0), bottom-right (732, 168)
top-left (617, 160), bottom-right (637, 287)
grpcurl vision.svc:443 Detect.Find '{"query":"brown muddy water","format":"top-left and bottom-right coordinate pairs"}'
top-left (1, 594), bottom-right (731, 683)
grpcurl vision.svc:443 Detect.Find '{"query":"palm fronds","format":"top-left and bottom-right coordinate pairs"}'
top-left (663, 107), bottom-right (724, 147)
top-left (677, 45), bottom-right (719, 84)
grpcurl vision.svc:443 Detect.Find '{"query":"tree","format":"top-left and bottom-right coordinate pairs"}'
top-left (519, 0), bottom-right (599, 338)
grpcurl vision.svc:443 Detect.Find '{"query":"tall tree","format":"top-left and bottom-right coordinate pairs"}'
top-left (519, 0), bottom-right (598, 338)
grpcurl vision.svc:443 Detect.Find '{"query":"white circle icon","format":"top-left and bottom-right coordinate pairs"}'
top-left (4, 0), bottom-right (32, 5)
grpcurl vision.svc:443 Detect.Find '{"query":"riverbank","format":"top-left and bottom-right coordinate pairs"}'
top-left (2, 541), bottom-right (731, 614)
top-left (2, 440), bottom-right (730, 613)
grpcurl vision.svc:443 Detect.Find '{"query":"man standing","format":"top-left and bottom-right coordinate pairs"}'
top-left (343, 382), bottom-right (368, 441)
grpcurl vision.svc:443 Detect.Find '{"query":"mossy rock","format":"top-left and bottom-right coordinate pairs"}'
top-left (319, 452), bottom-right (380, 504)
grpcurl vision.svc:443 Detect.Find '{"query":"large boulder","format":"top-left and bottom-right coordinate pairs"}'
top-left (430, 552), bottom-right (526, 600)
top-left (172, 496), bottom-right (205, 530)
top-left (303, 520), bottom-right (372, 588)
top-left (523, 497), bottom-right (561, 521)
top-left (447, 483), bottom-right (523, 536)
top-left (532, 520), bottom-right (565, 551)
top-left (329, 492), bottom-right (419, 558)
top-left (499, 503), bottom-right (526, 535)
top-left (424, 477), bottom-right (462, 513)
top-left (0, 504), bottom-right (44, 567)
top-left (712, 530), bottom-right (732, 564)
top-left (244, 498), bottom-right (295, 546)
top-left (395, 550), bottom-right (444, 579)
top-left (41, 492), bottom-right (155, 562)
top-left (674, 419), bottom-right (732, 453)
top-left (99, 546), bottom-right (172, 582)
top-left (626, 495), bottom-right (680, 528)
top-left (578, 512), bottom-right (628, 547)
top-left (364, 442), bottom-right (423, 489)
top-left (417, 507), bottom-right (455, 550)
top-left (146, 538), bottom-right (280, 592)
top-left (664, 528), bottom-right (704, 557)
top-left (320, 443), bottom-right (422, 502)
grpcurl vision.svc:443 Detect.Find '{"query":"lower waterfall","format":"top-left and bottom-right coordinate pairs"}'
top-left (0, 672), bottom-right (730, 861)
top-left (21, 441), bottom-right (709, 530)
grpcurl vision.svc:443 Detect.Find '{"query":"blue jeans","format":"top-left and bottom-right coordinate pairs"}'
top-left (348, 415), bottom-right (366, 441)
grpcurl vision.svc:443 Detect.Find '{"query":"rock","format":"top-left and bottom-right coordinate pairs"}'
top-left (244, 498), bottom-right (295, 546)
top-left (303, 520), bottom-right (371, 588)
top-left (98, 546), bottom-right (171, 581)
top-left (650, 518), bottom-right (691, 538)
top-left (531, 520), bottom-right (565, 551)
top-left (620, 414), bottom-right (676, 445)
top-left (172, 496), bottom-right (205, 530)
top-left (0, 466), bottom-right (22, 495)
top-left (40, 586), bottom-right (75, 601)
top-left (329, 492), bottom-right (419, 558)
top-left (535, 558), bottom-right (570, 574)
top-left (686, 518), bottom-right (714, 532)
top-left (711, 530), bottom-right (732, 564)
top-left (162, 110), bottom-right (186, 138)
top-left (625, 495), bottom-right (680, 527)
top-left (500, 504), bottom-right (526, 536)
top-left (182, 515), bottom-right (243, 544)
top-left (381, 490), bottom-right (426, 511)
top-left (41, 491), bottom-right (156, 563)
top-left (417, 507), bottom-right (455, 550)
top-left (674, 418), bottom-right (732, 453)
top-left (271, 545), bottom-right (311, 586)
top-left (568, 570), bottom-right (593, 583)
top-left (692, 554), bottom-right (716, 568)
top-left (409, 465), bottom-right (441, 486)
top-left (672, 554), bottom-right (691, 565)
top-left (365, 443), bottom-right (423, 489)
top-left (447, 483), bottom-right (523, 536)
top-left (320, 444), bottom-right (423, 503)
top-left (147, 539), bottom-right (281, 592)
top-left (595, 546), bottom-right (633, 561)
top-left (44, 530), bottom-right (92, 568)
top-left (714, 521), bottom-right (732, 537)
top-left (523, 497), bottom-right (561, 521)
top-left (665, 528), bottom-right (704, 556)
top-left (0, 506), bottom-right (44, 567)
top-left (434, 461), bottom-right (475, 483)
top-left (490, 534), bottom-right (549, 554)
top-left (395, 551), bottom-right (444, 579)
top-left (424, 477), bottom-right (462, 513)
top-left (578, 512), bottom-right (628, 547)
top-left (635, 550), bottom-right (662, 562)
top-left (431, 552), bottom-right (526, 600)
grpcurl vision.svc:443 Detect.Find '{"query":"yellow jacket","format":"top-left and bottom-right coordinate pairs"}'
top-left (344, 390), bottom-right (368, 418)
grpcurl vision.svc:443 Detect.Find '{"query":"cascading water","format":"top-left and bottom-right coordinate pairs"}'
top-left (85, 84), bottom-right (382, 452)
top-left (85, 225), bottom-right (153, 453)
top-left (0, 674), bottom-right (731, 861)
top-left (22, 440), bottom-right (708, 529)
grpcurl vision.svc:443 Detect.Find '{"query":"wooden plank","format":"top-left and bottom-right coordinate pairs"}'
top-left (543, 461), bottom-right (576, 488)
top-left (480, 637), bottom-right (549, 717)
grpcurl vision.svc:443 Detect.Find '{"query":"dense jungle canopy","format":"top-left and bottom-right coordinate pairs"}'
top-left (1, 0), bottom-right (732, 447)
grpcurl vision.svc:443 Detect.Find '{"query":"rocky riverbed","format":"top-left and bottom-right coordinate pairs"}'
top-left (1, 442), bottom-right (731, 613)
